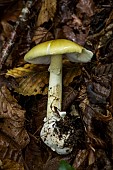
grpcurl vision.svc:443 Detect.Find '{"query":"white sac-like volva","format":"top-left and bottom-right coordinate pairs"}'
top-left (40, 114), bottom-right (73, 155)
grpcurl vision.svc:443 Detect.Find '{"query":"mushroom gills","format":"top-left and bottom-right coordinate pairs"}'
top-left (67, 48), bottom-right (93, 63)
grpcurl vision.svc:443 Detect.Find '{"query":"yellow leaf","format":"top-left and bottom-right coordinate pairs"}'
top-left (6, 64), bottom-right (36, 78)
top-left (37, 0), bottom-right (56, 26)
top-left (6, 63), bottom-right (82, 96)
top-left (6, 64), bottom-right (49, 96)
top-left (17, 71), bottom-right (49, 96)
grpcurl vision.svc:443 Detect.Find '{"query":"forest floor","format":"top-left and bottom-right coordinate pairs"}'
top-left (0, 0), bottom-right (113, 169)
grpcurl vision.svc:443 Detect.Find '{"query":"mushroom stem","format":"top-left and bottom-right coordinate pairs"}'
top-left (47, 54), bottom-right (62, 118)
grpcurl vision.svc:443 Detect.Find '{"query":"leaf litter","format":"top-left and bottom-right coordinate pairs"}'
top-left (0, 0), bottom-right (113, 169)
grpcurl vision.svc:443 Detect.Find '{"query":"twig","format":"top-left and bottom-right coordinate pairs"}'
top-left (0, 0), bottom-right (35, 70)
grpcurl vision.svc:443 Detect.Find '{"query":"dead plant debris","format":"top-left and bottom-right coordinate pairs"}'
top-left (0, 0), bottom-right (113, 169)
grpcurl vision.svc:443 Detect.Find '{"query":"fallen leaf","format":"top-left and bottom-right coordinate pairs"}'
top-left (6, 64), bottom-right (49, 96)
top-left (92, 63), bottom-right (113, 76)
top-left (32, 27), bottom-right (53, 44)
top-left (0, 0), bottom-right (17, 7)
top-left (6, 63), bottom-right (82, 96)
top-left (62, 26), bottom-right (77, 42)
top-left (37, 0), bottom-right (56, 26)
top-left (58, 0), bottom-right (73, 23)
top-left (0, 133), bottom-right (23, 163)
top-left (1, 20), bottom-right (13, 38)
top-left (63, 66), bottom-right (81, 86)
top-left (0, 85), bottom-right (30, 148)
top-left (33, 96), bottom-right (47, 130)
top-left (25, 138), bottom-right (44, 170)
top-left (1, 159), bottom-right (24, 170)
top-left (79, 85), bottom-right (109, 148)
top-left (6, 64), bottom-right (38, 78)
top-left (62, 86), bottom-right (78, 111)
top-left (1, 0), bottom-right (23, 38)
top-left (73, 149), bottom-right (88, 169)
top-left (76, 0), bottom-right (94, 17)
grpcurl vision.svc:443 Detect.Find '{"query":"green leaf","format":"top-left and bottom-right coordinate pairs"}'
top-left (58, 160), bottom-right (75, 170)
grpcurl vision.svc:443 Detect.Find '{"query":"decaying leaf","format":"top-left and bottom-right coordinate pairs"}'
top-left (62, 86), bottom-right (78, 111)
top-left (92, 63), bottom-right (113, 76)
top-left (37, 0), bottom-right (56, 26)
top-left (33, 96), bottom-right (47, 130)
top-left (32, 27), bottom-right (54, 44)
top-left (1, 0), bottom-right (23, 38)
top-left (25, 138), bottom-right (44, 170)
top-left (63, 66), bottom-right (81, 86)
top-left (0, 159), bottom-right (24, 170)
top-left (76, 0), bottom-right (94, 17)
top-left (6, 64), bottom-right (49, 96)
top-left (1, 20), bottom-right (13, 38)
top-left (0, 85), bottom-right (30, 148)
top-left (6, 63), bottom-right (82, 96)
top-left (0, 133), bottom-right (23, 163)
top-left (79, 84), bottom-right (112, 150)
top-left (73, 149), bottom-right (88, 169)
top-left (6, 64), bottom-right (38, 78)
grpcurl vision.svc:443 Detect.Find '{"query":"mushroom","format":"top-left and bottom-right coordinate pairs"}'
top-left (24, 39), bottom-right (93, 154)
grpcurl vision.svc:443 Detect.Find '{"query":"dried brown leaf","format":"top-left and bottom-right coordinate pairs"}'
top-left (37, 0), bottom-right (56, 26)
top-left (92, 63), bottom-right (113, 76)
top-left (93, 75), bottom-right (112, 89)
top-left (6, 64), bottom-right (49, 96)
top-left (87, 83), bottom-right (108, 104)
top-left (76, 0), bottom-right (94, 17)
top-left (110, 77), bottom-right (113, 106)
top-left (62, 25), bottom-right (77, 43)
top-left (6, 64), bottom-right (38, 78)
top-left (58, 0), bottom-right (73, 23)
top-left (93, 82), bottom-right (111, 99)
top-left (92, 149), bottom-right (113, 169)
top-left (0, 0), bottom-right (17, 6)
top-left (1, 0), bottom-right (23, 38)
top-left (78, 85), bottom-right (111, 148)
top-left (1, 159), bottom-right (24, 170)
top-left (0, 133), bottom-right (23, 163)
top-left (62, 86), bottom-right (78, 111)
top-left (6, 63), bottom-right (82, 96)
top-left (73, 149), bottom-right (88, 169)
top-left (107, 119), bottom-right (113, 161)
top-left (1, 20), bottom-right (13, 38)
top-left (25, 138), bottom-right (45, 170)
top-left (43, 157), bottom-right (72, 170)
top-left (25, 137), bottom-right (72, 170)
top-left (32, 27), bottom-right (53, 44)
top-left (2, 1), bottom-right (23, 22)
top-left (0, 86), bottom-right (30, 148)
top-left (63, 66), bottom-right (81, 86)
top-left (80, 102), bottom-right (110, 147)
top-left (0, 159), bottom-right (24, 170)
top-left (34, 96), bottom-right (47, 130)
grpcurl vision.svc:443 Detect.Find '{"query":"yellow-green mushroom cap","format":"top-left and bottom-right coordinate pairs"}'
top-left (24, 39), bottom-right (93, 64)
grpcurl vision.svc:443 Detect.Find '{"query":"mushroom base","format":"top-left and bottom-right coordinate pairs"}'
top-left (40, 114), bottom-right (74, 155)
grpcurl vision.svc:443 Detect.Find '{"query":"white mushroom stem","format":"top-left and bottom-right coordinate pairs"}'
top-left (40, 54), bottom-right (73, 155)
top-left (47, 54), bottom-right (62, 118)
